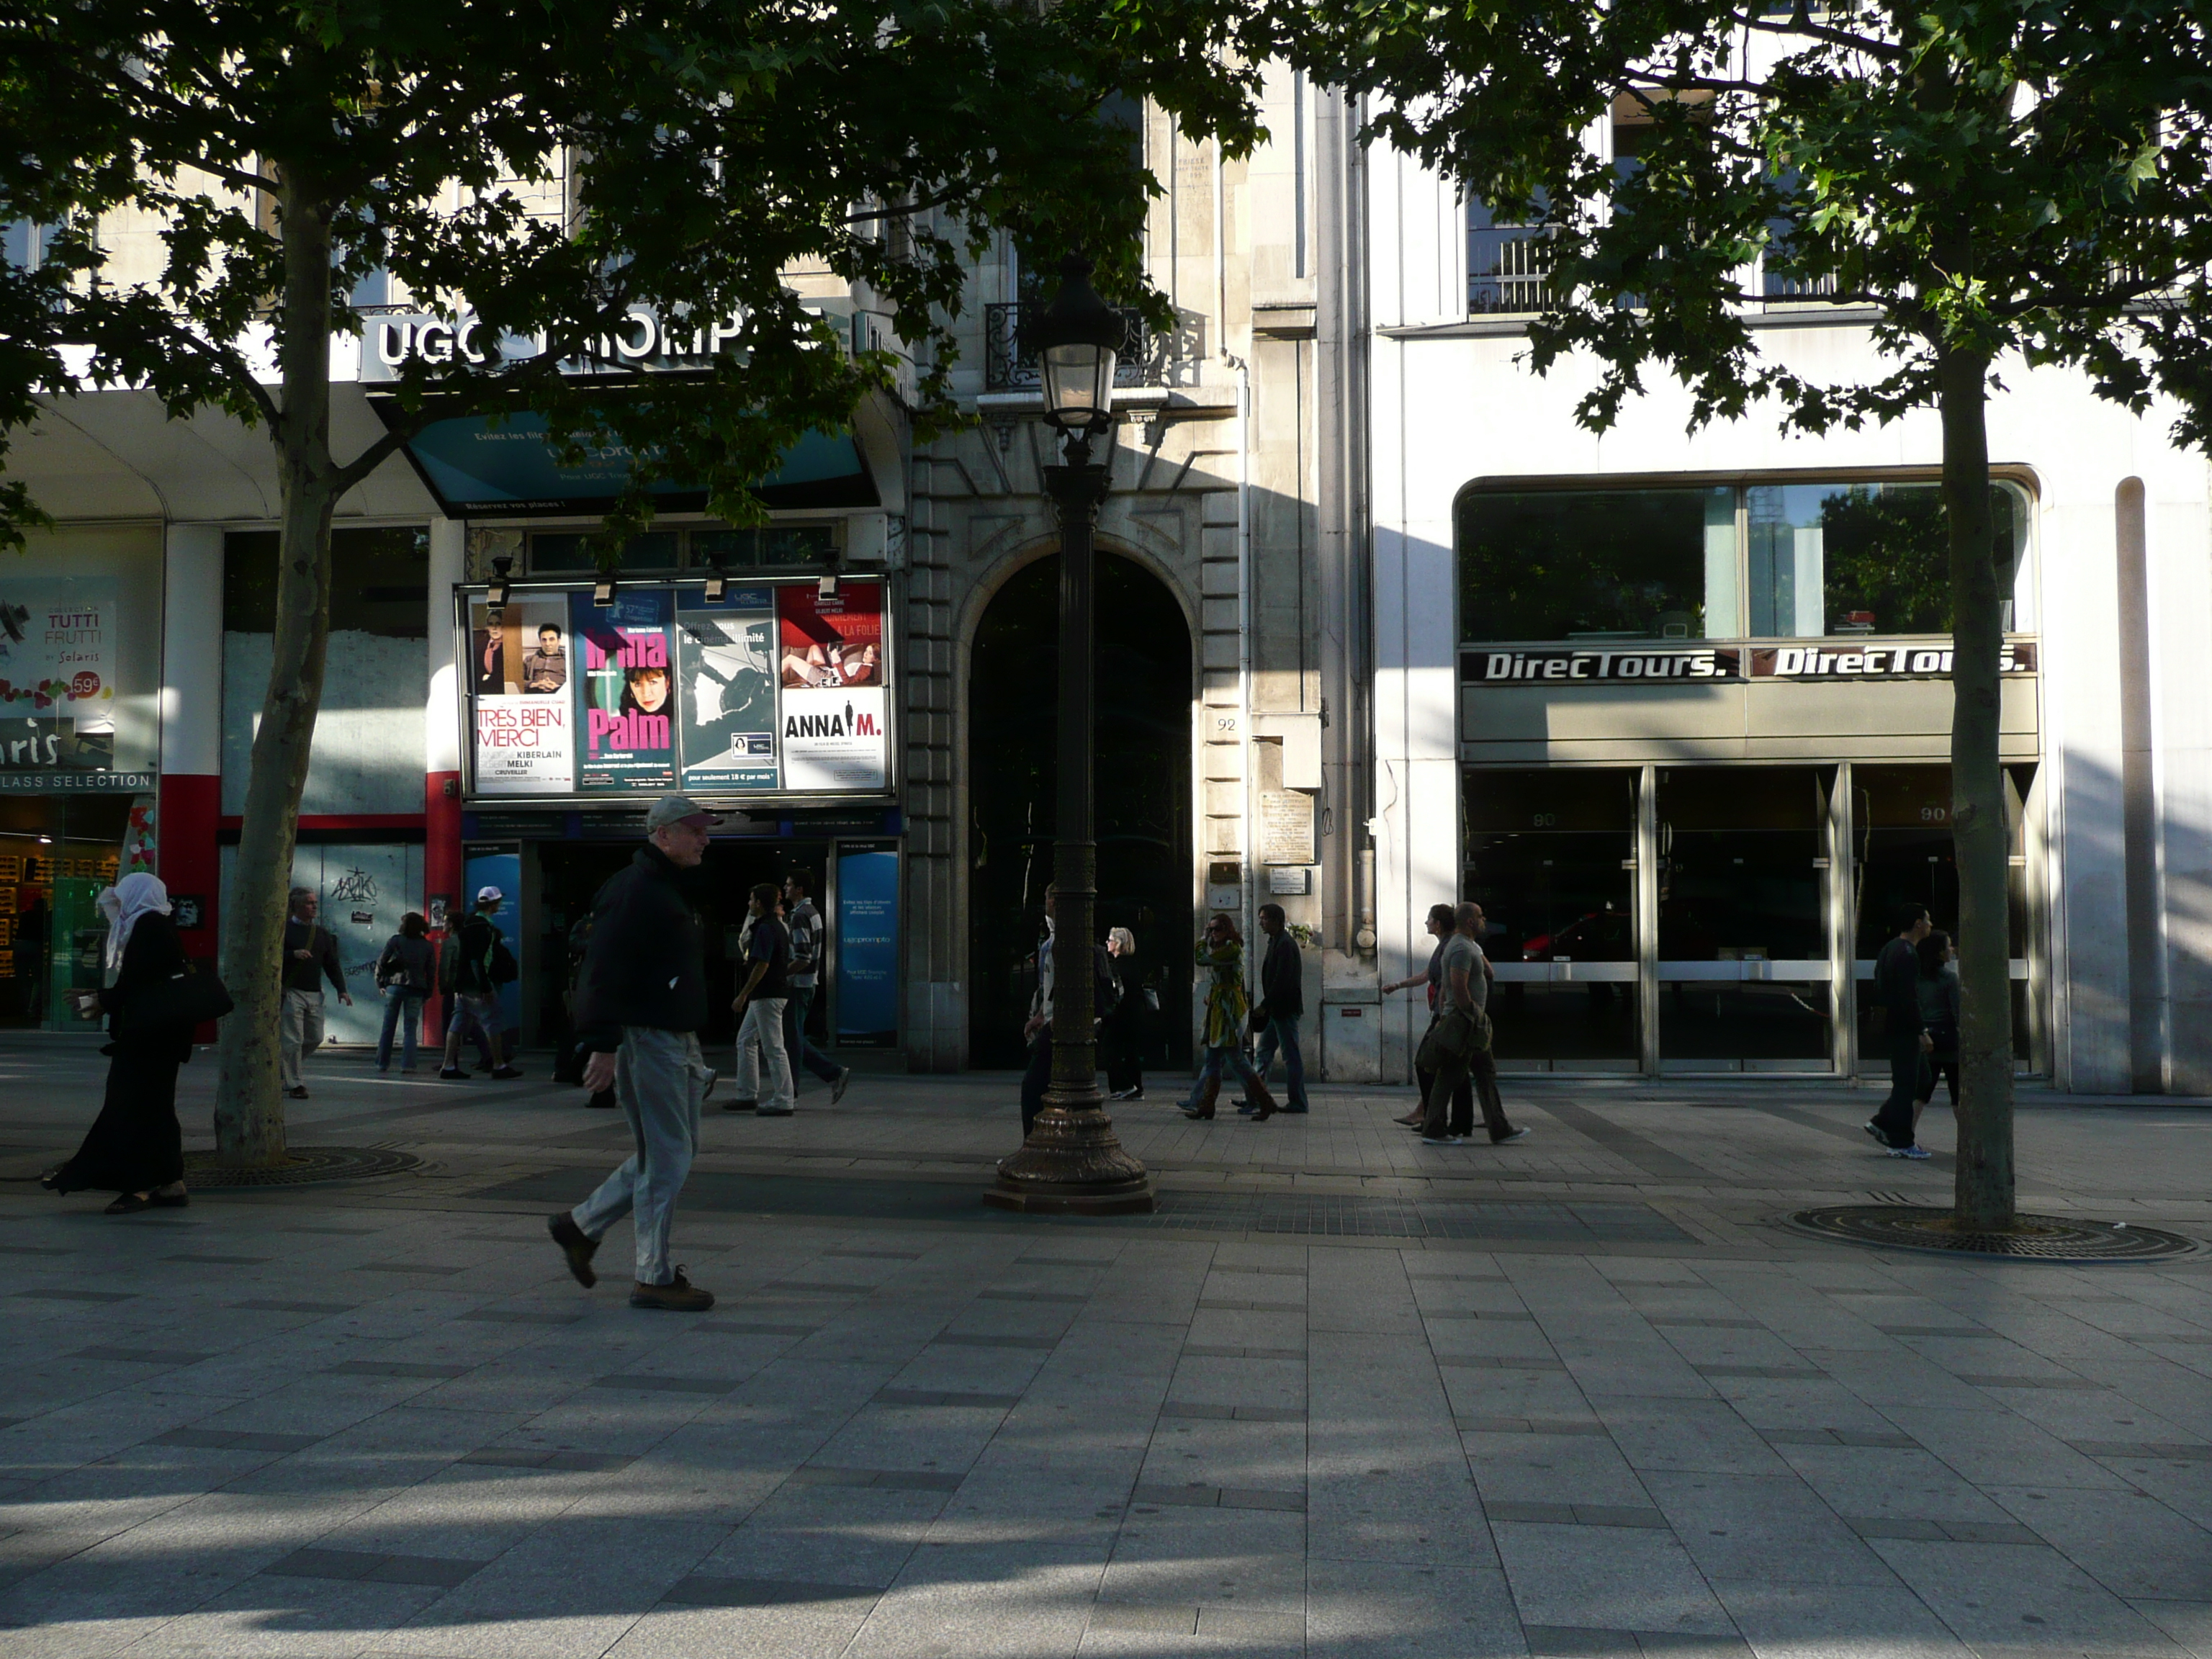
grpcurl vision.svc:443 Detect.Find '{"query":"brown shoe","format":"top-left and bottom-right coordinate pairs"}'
top-left (1245, 1076), bottom-right (1279, 1123)
top-left (547, 1213), bottom-right (598, 1288)
top-left (1180, 1074), bottom-right (1222, 1121)
top-left (630, 1269), bottom-right (714, 1312)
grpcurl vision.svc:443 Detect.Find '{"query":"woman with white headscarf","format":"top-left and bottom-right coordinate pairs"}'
top-left (42, 871), bottom-right (192, 1213)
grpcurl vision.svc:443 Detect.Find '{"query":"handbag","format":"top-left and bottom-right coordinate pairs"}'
top-left (1247, 1003), bottom-right (1269, 1036)
top-left (114, 962), bottom-right (235, 1038)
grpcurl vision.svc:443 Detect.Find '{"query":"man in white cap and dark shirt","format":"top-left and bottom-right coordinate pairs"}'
top-left (548, 793), bottom-right (721, 1311)
top-left (438, 885), bottom-right (520, 1080)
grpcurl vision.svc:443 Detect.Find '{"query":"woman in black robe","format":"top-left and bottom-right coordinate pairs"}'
top-left (44, 872), bottom-right (192, 1215)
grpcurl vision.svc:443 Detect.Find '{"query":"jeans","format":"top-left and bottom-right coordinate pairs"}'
top-left (1871, 1030), bottom-right (1922, 1148)
top-left (279, 989), bottom-right (324, 1089)
top-left (571, 1028), bottom-right (708, 1287)
top-left (1182, 1042), bottom-right (1267, 1107)
top-left (783, 983), bottom-right (841, 1084)
top-left (734, 997), bottom-right (794, 1111)
top-left (442, 992), bottom-right (503, 1071)
top-left (1251, 1015), bottom-right (1308, 1110)
top-left (376, 988), bottom-right (425, 1070)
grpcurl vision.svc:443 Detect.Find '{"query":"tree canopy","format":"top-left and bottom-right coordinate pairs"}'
top-left (0, 0), bottom-right (1269, 543)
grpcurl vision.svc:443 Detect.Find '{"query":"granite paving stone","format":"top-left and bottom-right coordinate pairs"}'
top-left (0, 1053), bottom-right (2203, 1657)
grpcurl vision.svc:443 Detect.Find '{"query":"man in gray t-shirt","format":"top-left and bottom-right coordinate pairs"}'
top-left (1420, 902), bottom-right (1524, 1146)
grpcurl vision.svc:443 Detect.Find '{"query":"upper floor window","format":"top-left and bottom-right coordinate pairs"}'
top-left (1457, 479), bottom-right (2033, 644)
top-left (523, 521), bottom-right (837, 575)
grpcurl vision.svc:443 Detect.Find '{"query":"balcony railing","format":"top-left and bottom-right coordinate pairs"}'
top-left (1762, 264), bottom-right (1840, 306)
top-left (1467, 225), bottom-right (1555, 315)
top-left (982, 301), bottom-right (1163, 392)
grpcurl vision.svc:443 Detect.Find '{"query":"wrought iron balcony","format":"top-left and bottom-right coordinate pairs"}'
top-left (982, 301), bottom-right (1163, 392)
top-left (1467, 225), bottom-right (1555, 315)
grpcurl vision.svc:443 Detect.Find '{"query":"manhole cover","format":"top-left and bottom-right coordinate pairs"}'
top-left (183, 1147), bottom-right (423, 1188)
top-left (1785, 1205), bottom-right (2198, 1262)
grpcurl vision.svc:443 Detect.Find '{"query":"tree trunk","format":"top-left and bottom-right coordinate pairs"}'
top-left (1936, 340), bottom-right (2016, 1228)
top-left (212, 163), bottom-right (341, 1166)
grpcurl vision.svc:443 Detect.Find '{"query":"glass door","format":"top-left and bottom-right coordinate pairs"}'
top-left (1465, 769), bottom-right (1640, 1071)
top-left (1850, 762), bottom-right (2038, 1073)
top-left (1656, 766), bottom-right (1837, 1071)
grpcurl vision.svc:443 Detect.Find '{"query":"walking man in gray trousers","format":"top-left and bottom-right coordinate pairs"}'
top-left (547, 793), bottom-right (721, 1311)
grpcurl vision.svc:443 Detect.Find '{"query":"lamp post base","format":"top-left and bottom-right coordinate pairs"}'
top-left (984, 1103), bottom-right (1158, 1215)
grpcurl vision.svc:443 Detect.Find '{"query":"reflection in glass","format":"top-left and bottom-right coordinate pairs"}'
top-left (1658, 766), bottom-right (1832, 1063)
top-left (1465, 770), bottom-right (1638, 1064)
top-left (1458, 488), bottom-right (1730, 643)
top-left (1746, 481), bottom-right (2025, 637)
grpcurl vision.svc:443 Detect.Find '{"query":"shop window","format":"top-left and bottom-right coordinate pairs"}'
top-left (526, 523), bottom-right (835, 575)
top-left (1747, 480), bottom-right (2026, 637)
top-left (1459, 477), bottom-right (2034, 644)
top-left (691, 524), bottom-right (835, 572)
top-left (1457, 487), bottom-right (1732, 642)
top-left (528, 530), bottom-right (679, 574)
top-left (223, 526), bottom-right (430, 637)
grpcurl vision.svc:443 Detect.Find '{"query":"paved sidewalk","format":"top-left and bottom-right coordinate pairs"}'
top-left (0, 1043), bottom-right (2206, 1658)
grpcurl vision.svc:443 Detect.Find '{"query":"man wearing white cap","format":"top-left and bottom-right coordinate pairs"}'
top-left (437, 886), bottom-right (521, 1081)
top-left (548, 793), bottom-right (721, 1312)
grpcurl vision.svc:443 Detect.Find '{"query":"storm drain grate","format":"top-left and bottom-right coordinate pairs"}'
top-left (184, 1147), bottom-right (424, 1187)
top-left (1784, 1205), bottom-right (2198, 1262)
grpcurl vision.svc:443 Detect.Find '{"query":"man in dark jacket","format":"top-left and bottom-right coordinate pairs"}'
top-left (1246, 903), bottom-right (1310, 1115)
top-left (549, 794), bottom-right (721, 1311)
top-left (438, 886), bottom-right (521, 1081)
top-left (279, 888), bottom-right (350, 1100)
top-left (1868, 904), bottom-right (1933, 1156)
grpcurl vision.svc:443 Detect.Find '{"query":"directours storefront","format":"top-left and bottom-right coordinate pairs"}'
top-left (1455, 475), bottom-right (2046, 1076)
top-left (452, 554), bottom-right (902, 1057)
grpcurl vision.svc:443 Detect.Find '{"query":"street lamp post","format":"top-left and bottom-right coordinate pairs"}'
top-left (984, 257), bottom-right (1156, 1216)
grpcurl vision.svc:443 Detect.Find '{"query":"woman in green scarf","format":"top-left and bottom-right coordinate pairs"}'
top-left (1179, 913), bottom-right (1277, 1121)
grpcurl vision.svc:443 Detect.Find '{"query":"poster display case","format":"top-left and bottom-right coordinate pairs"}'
top-left (459, 577), bottom-right (891, 804)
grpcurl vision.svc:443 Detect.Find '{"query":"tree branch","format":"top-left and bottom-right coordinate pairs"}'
top-left (1727, 8), bottom-right (1907, 61)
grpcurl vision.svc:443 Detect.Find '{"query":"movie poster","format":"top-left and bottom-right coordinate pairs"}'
top-left (470, 598), bottom-right (575, 793)
top-left (571, 589), bottom-right (677, 792)
top-left (675, 588), bottom-right (779, 791)
top-left (781, 686), bottom-right (887, 791)
top-left (778, 579), bottom-right (882, 688)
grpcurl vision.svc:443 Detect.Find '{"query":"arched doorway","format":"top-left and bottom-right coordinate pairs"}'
top-left (968, 550), bottom-right (1192, 1069)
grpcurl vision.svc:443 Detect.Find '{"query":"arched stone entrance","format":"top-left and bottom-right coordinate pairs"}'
top-left (966, 549), bottom-right (1193, 1069)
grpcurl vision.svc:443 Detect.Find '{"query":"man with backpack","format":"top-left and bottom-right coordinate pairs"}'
top-left (438, 886), bottom-right (522, 1081)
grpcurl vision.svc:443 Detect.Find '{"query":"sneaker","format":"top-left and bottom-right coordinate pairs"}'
top-left (286, 1085), bottom-right (310, 1100)
top-left (1235, 1102), bottom-right (1257, 1116)
top-left (630, 1269), bottom-right (714, 1312)
top-left (1421, 1134), bottom-right (1466, 1146)
top-left (831, 1067), bottom-right (853, 1105)
top-left (547, 1213), bottom-right (598, 1288)
top-left (756, 1105), bottom-right (794, 1117)
top-left (1110, 1087), bottom-right (1144, 1101)
top-left (374, 1064), bottom-right (389, 1074)
top-left (1280, 1105), bottom-right (1308, 1114)
top-left (703, 1069), bottom-right (719, 1097)
top-left (1891, 1143), bottom-right (1932, 1159)
top-left (724, 1098), bottom-right (757, 1112)
top-left (439, 1067), bottom-right (467, 1081)
top-left (491, 1066), bottom-right (524, 1080)
top-left (1491, 1126), bottom-right (1530, 1143)
top-left (1863, 1120), bottom-right (1887, 1146)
